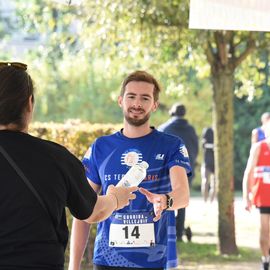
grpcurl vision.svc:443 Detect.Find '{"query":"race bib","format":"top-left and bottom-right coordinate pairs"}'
top-left (109, 212), bottom-right (155, 248)
top-left (262, 166), bottom-right (270, 184)
top-left (263, 172), bottom-right (270, 184)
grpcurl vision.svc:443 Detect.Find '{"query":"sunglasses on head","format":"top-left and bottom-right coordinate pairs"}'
top-left (0, 62), bottom-right (27, 70)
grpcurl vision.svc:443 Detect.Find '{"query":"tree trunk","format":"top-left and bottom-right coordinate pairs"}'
top-left (212, 67), bottom-right (238, 255)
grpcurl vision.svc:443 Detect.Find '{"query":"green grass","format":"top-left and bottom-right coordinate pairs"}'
top-left (178, 242), bottom-right (260, 264)
top-left (65, 242), bottom-right (261, 270)
top-left (64, 243), bottom-right (260, 269)
top-left (189, 189), bottom-right (243, 198)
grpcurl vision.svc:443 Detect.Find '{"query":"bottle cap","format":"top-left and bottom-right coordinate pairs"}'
top-left (140, 161), bottom-right (149, 169)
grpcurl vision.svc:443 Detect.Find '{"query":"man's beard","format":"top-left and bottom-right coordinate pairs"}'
top-left (124, 109), bottom-right (151, 127)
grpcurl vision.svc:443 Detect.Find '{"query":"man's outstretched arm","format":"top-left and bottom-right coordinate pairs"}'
top-left (140, 166), bottom-right (189, 221)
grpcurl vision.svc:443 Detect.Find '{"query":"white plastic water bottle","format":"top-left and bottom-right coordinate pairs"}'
top-left (116, 161), bottom-right (149, 187)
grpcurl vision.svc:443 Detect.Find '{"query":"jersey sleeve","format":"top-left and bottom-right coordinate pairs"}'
top-left (82, 141), bottom-right (101, 186)
top-left (65, 154), bottom-right (97, 220)
top-left (167, 138), bottom-right (192, 177)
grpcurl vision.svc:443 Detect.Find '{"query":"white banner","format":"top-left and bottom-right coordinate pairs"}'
top-left (189, 0), bottom-right (270, 32)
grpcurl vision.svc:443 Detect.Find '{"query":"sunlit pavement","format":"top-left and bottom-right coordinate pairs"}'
top-left (184, 196), bottom-right (260, 248)
top-left (177, 262), bottom-right (260, 270)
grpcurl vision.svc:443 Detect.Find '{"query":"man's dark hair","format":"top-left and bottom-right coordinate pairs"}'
top-left (120, 70), bottom-right (161, 101)
top-left (0, 65), bottom-right (34, 129)
top-left (169, 103), bottom-right (186, 117)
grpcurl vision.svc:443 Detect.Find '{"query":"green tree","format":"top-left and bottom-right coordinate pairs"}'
top-left (205, 31), bottom-right (256, 254)
top-left (14, 0), bottom-right (123, 123)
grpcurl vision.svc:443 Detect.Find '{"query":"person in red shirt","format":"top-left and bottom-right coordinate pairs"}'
top-left (243, 122), bottom-right (270, 270)
top-left (251, 112), bottom-right (270, 144)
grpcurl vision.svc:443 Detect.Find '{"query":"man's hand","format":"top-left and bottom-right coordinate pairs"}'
top-left (244, 197), bottom-right (252, 212)
top-left (139, 187), bottom-right (167, 222)
top-left (107, 185), bottom-right (138, 210)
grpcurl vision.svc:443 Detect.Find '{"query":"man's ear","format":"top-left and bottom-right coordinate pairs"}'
top-left (152, 101), bottom-right (159, 112)
top-left (118, 95), bottom-right (123, 108)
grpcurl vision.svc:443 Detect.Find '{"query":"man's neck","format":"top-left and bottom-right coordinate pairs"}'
top-left (122, 122), bottom-right (153, 138)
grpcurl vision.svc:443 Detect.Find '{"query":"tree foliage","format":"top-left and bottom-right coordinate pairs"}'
top-left (13, 0), bottom-right (213, 129)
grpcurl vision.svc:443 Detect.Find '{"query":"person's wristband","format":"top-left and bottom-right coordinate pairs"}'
top-left (165, 194), bottom-right (173, 210)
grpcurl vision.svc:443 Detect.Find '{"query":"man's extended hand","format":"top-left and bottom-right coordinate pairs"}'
top-left (244, 197), bottom-right (252, 212)
top-left (139, 187), bottom-right (167, 221)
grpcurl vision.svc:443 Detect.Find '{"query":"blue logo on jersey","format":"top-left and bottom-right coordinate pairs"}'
top-left (121, 149), bottom-right (143, 167)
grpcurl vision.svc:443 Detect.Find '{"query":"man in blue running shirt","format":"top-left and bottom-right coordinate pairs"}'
top-left (69, 71), bottom-right (191, 270)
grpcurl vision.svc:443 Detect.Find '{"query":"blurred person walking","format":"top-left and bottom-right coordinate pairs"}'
top-left (201, 127), bottom-right (215, 204)
top-left (243, 121), bottom-right (270, 270)
top-left (251, 112), bottom-right (270, 144)
top-left (158, 103), bottom-right (198, 242)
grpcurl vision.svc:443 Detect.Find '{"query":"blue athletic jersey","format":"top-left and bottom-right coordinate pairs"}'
top-left (82, 128), bottom-right (191, 269)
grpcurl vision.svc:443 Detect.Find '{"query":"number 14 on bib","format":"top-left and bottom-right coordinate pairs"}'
top-left (109, 212), bottom-right (155, 247)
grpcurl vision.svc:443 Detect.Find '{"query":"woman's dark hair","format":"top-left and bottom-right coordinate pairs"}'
top-left (120, 70), bottom-right (161, 101)
top-left (0, 65), bottom-right (34, 129)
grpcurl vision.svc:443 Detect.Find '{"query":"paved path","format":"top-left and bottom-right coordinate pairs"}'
top-left (176, 196), bottom-right (261, 270)
top-left (185, 196), bottom-right (260, 248)
top-left (177, 262), bottom-right (260, 270)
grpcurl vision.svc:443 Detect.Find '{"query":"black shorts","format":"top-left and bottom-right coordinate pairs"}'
top-left (93, 265), bottom-right (163, 270)
top-left (258, 207), bottom-right (270, 214)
